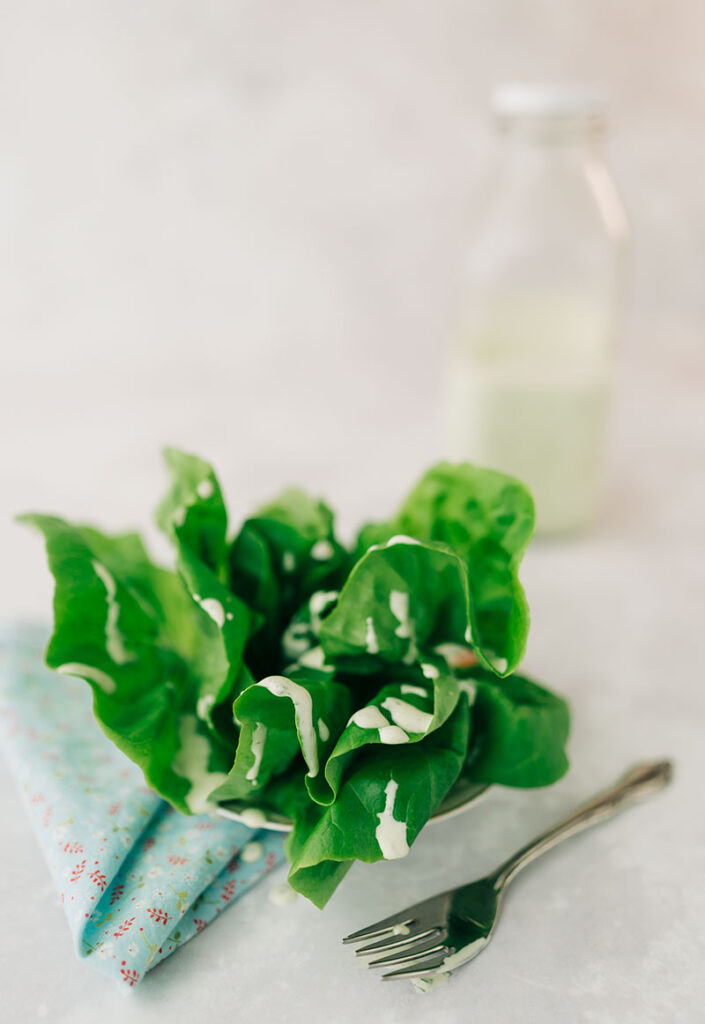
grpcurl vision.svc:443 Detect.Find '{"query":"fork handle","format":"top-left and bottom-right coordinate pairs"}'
top-left (492, 760), bottom-right (672, 890)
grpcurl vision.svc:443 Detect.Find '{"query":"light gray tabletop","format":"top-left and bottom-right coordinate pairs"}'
top-left (1, 4), bottom-right (704, 1016)
top-left (1, 338), bottom-right (703, 1024)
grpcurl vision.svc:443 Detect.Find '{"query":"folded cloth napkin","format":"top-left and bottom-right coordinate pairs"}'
top-left (0, 624), bottom-right (286, 986)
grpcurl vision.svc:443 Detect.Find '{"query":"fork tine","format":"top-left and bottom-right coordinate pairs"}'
top-left (369, 941), bottom-right (448, 969)
top-left (355, 927), bottom-right (438, 957)
top-left (381, 951), bottom-right (448, 981)
top-left (342, 915), bottom-right (415, 945)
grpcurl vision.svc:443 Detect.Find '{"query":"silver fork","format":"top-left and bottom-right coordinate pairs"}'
top-left (343, 760), bottom-right (672, 982)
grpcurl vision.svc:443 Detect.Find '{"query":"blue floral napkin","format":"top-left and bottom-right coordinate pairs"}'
top-left (0, 624), bottom-right (286, 986)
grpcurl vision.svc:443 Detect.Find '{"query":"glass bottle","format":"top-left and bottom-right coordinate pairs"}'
top-left (446, 84), bottom-right (630, 534)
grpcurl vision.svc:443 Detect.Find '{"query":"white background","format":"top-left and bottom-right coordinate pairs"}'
top-left (1, 3), bottom-right (704, 1022)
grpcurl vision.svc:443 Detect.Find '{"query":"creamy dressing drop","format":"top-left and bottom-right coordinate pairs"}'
top-left (381, 697), bottom-right (432, 734)
top-left (239, 808), bottom-right (267, 828)
top-left (458, 680), bottom-right (477, 705)
top-left (389, 590), bottom-right (418, 665)
top-left (434, 643), bottom-right (477, 669)
top-left (92, 561), bottom-right (132, 664)
top-left (239, 840), bottom-right (264, 864)
top-left (348, 706), bottom-right (389, 731)
top-left (317, 718), bottom-right (329, 742)
top-left (172, 714), bottom-right (228, 814)
top-left (401, 683), bottom-right (430, 696)
top-left (386, 535), bottom-right (421, 546)
top-left (375, 779), bottom-right (409, 859)
top-left (379, 725), bottom-right (409, 745)
top-left (365, 616), bottom-right (379, 654)
top-left (56, 662), bottom-right (116, 694)
top-left (246, 722), bottom-right (267, 784)
top-left (349, 706), bottom-right (409, 744)
top-left (196, 694), bottom-right (215, 720)
top-left (258, 676), bottom-right (319, 777)
top-left (298, 645), bottom-right (325, 670)
top-left (268, 883), bottom-right (297, 906)
top-left (196, 479), bottom-right (214, 500)
top-left (309, 591), bottom-right (338, 632)
top-left (412, 972), bottom-right (451, 994)
top-left (420, 663), bottom-right (439, 680)
top-left (198, 597), bottom-right (226, 628)
top-left (282, 621), bottom-right (311, 661)
top-left (310, 539), bottom-right (335, 561)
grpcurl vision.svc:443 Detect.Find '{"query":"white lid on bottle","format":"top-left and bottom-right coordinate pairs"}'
top-left (492, 83), bottom-right (607, 122)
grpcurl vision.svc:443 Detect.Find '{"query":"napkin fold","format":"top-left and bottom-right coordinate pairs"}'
top-left (0, 624), bottom-right (286, 986)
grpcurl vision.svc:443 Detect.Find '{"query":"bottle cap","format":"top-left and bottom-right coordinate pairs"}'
top-left (492, 83), bottom-right (607, 122)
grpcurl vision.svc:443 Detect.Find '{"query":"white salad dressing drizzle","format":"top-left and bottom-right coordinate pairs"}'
top-left (269, 883), bottom-right (297, 906)
top-left (440, 938), bottom-right (488, 973)
top-left (196, 479), bottom-right (214, 500)
top-left (308, 591), bottom-right (338, 632)
top-left (412, 972), bottom-right (451, 994)
top-left (92, 561), bottom-right (132, 664)
top-left (348, 706), bottom-right (389, 731)
top-left (375, 779), bottom-right (409, 859)
top-left (349, 706), bottom-right (409, 744)
top-left (196, 694), bottom-right (215, 720)
top-left (434, 643), bottom-right (477, 670)
top-left (458, 680), bottom-right (478, 705)
top-left (367, 535), bottom-right (421, 553)
top-left (493, 656), bottom-right (509, 674)
top-left (401, 683), bottom-right (430, 696)
top-left (258, 676), bottom-right (319, 777)
top-left (381, 697), bottom-right (432, 735)
top-left (317, 718), bottom-right (329, 742)
top-left (390, 590), bottom-right (418, 665)
top-left (365, 616), bottom-right (379, 654)
top-left (310, 539), bottom-right (335, 561)
top-left (56, 663), bottom-right (116, 694)
top-left (282, 621), bottom-right (311, 661)
top-left (246, 722), bottom-right (267, 784)
top-left (420, 663), bottom-right (439, 680)
top-left (172, 714), bottom-right (228, 814)
top-left (379, 725), bottom-right (409, 745)
top-left (239, 808), bottom-right (267, 828)
top-left (350, 704), bottom-right (409, 745)
top-left (197, 597), bottom-right (226, 628)
top-left (239, 840), bottom-right (264, 864)
top-left (298, 645), bottom-right (326, 670)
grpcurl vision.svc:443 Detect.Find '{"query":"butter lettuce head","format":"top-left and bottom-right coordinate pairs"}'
top-left (20, 452), bottom-right (569, 908)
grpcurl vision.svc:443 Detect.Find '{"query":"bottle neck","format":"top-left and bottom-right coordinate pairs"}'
top-left (496, 114), bottom-right (605, 156)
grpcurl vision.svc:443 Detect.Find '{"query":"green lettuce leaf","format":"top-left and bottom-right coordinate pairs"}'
top-left (306, 665), bottom-right (461, 806)
top-left (210, 670), bottom-right (353, 803)
top-left (319, 538), bottom-right (492, 673)
top-left (287, 699), bottom-right (470, 907)
top-left (156, 448), bottom-right (259, 730)
top-left (229, 488), bottom-right (349, 678)
top-left (156, 447), bottom-right (229, 576)
top-left (463, 669), bottom-right (570, 787)
top-left (19, 515), bottom-right (236, 814)
top-left (357, 463), bottom-right (535, 675)
top-left (20, 452), bottom-right (570, 912)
